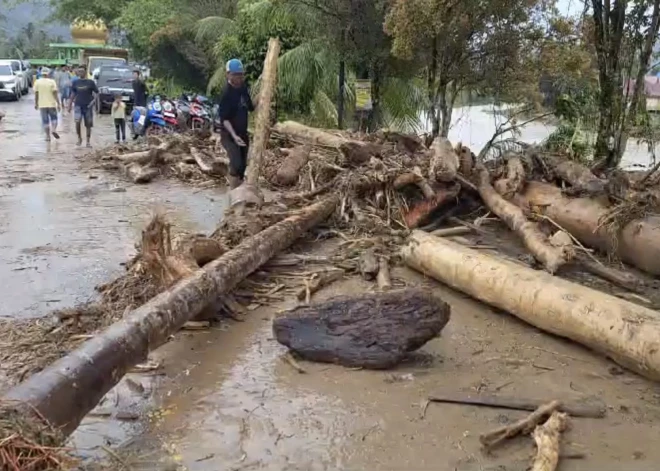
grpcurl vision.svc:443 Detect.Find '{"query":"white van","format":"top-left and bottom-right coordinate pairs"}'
top-left (0, 59), bottom-right (29, 96)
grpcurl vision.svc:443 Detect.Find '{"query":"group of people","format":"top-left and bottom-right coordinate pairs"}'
top-left (32, 66), bottom-right (149, 147)
top-left (31, 57), bottom-right (254, 188)
top-left (34, 66), bottom-right (99, 147)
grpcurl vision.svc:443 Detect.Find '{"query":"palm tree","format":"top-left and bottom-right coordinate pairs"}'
top-left (194, 0), bottom-right (428, 131)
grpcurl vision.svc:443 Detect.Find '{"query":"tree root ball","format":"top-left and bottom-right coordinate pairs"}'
top-left (273, 289), bottom-right (451, 369)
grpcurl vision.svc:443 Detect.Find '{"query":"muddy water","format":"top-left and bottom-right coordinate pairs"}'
top-left (0, 96), bottom-right (227, 455)
top-left (0, 98), bottom-right (226, 319)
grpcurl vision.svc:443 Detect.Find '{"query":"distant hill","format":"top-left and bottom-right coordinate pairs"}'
top-left (2, 0), bottom-right (70, 39)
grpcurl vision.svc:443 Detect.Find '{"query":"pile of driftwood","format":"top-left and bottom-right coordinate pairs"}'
top-left (85, 131), bottom-right (229, 184)
top-left (3, 36), bottom-right (660, 471)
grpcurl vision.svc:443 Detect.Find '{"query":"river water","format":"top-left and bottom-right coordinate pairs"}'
top-left (444, 104), bottom-right (657, 169)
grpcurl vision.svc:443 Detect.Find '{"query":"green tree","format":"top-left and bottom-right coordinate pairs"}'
top-left (385, 0), bottom-right (547, 139)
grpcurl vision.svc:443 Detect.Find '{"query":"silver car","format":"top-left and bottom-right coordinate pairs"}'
top-left (0, 63), bottom-right (21, 101)
top-left (0, 59), bottom-right (29, 95)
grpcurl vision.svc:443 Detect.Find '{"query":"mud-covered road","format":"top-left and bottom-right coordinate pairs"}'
top-left (2, 96), bottom-right (660, 471)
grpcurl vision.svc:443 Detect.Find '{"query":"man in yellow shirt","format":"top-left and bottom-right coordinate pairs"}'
top-left (34, 67), bottom-right (60, 141)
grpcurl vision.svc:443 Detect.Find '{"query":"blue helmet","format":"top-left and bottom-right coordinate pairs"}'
top-left (226, 58), bottom-right (244, 74)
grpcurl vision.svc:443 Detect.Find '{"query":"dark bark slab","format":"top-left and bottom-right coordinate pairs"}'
top-left (273, 289), bottom-right (451, 369)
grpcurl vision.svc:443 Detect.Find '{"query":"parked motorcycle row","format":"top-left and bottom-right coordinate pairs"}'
top-left (131, 93), bottom-right (218, 138)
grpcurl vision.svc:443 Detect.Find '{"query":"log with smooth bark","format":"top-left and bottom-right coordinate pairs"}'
top-left (272, 121), bottom-right (381, 165)
top-left (273, 289), bottom-right (451, 369)
top-left (476, 165), bottom-right (569, 273)
top-left (402, 231), bottom-right (660, 381)
top-left (274, 145), bottom-right (311, 186)
top-left (244, 38), bottom-right (280, 186)
top-left (429, 136), bottom-right (460, 182)
top-left (516, 181), bottom-right (660, 275)
top-left (0, 195), bottom-right (339, 438)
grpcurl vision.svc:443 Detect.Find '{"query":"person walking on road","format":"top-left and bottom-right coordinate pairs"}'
top-left (33, 67), bottom-right (60, 142)
top-left (132, 70), bottom-right (148, 107)
top-left (216, 59), bottom-right (256, 189)
top-left (54, 65), bottom-right (72, 112)
top-left (111, 94), bottom-right (127, 143)
top-left (69, 67), bottom-right (98, 148)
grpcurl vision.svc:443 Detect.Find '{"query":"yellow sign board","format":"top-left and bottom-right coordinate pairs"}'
top-left (356, 80), bottom-right (372, 111)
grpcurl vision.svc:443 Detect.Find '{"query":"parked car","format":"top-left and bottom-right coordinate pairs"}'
top-left (0, 63), bottom-right (21, 101)
top-left (95, 65), bottom-right (134, 113)
top-left (0, 60), bottom-right (29, 95)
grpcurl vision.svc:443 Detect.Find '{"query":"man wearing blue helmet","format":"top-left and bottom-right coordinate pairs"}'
top-left (216, 58), bottom-right (255, 189)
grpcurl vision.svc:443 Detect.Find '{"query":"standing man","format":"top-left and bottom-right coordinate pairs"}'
top-left (69, 67), bottom-right (98, 147)
top-left (132, 70), bottom-right (148, 107)
top-left (216, 58), bottom-right (255, 189)
top-left (33, 67), bottom-right (60, 142)
top-left (54, 65), bottom-right (72, 112)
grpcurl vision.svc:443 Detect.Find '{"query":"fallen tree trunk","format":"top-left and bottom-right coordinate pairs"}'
top-left (429, 137), bottom-right (460, 182)
top-left (476, 165), bottom-right (569, 273)
top-left (274, 145), bottom-right (311, 186)
top-left (1, 195), bottom-right (338, 439)
top-left (392, 167), bottom-right (435, 199)
top-left (273, 289), bottom-right (451, 369)
top-left (272, 121), bottom-right (381, 165)
top-left (402, 231), bottom-right (660, 381)
top-left (541, 153), bottom-right (605, 195)
top-left (515, 181), bottom-right (660, 276)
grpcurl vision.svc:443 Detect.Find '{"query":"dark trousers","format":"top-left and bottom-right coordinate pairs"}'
top-left (114, 118), bottom-right (126, 141)
top-left (220, 131), bottom-right (249, 179)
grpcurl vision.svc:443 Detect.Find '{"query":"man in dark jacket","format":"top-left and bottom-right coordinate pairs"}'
top-left (132, 70), bottom-right (148, 107)
top-left (216, 58), bottom-right (255, 189)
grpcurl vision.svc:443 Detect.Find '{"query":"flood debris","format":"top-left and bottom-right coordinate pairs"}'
top-left (4, 90), bottom-right (660, 468)
top-left (272, 289), bottom-right (450, 369)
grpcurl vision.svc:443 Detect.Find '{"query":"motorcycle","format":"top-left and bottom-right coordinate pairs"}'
top-left (161, 97), bottom-right (179, 131)
top-left (131, 97), bottom-right (168, 138)
top-left (189, 94), bottom-right (212, 132)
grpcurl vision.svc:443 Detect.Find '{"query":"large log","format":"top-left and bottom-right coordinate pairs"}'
top-left (542, 153), bottom-right (605, 195)
top-left (244, 38), bottom-right (281, 186)
top-left (272, 121), bottom-right (381, 165)
top-left (402, 231), bottom-right (660, 381)
top-left (1, 195), bottom-right (338, 438)
top-left (476, 165), bottom-right (569, 273)
top-left (273, 289), bottom-right (451, 369)
top-left (516, 181), bottom-right (660, 276)
top-left (274, 145), bottom-right (311, 186)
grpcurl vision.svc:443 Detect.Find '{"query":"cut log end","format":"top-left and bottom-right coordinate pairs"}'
top-left (273, 289), bottom-right (451, 369)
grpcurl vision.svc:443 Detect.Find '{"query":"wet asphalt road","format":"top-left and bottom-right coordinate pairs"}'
top-left (0, 93), bottom-right (226, 319)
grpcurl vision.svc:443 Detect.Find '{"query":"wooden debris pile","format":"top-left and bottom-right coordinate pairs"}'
top-left (82, 131), bottom-right (230, 185)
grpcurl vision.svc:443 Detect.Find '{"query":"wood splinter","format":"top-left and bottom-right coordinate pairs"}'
top-left (480, 400), bottom-right (561, 450)
top-left (532, 411), bottom-right (569, 471)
